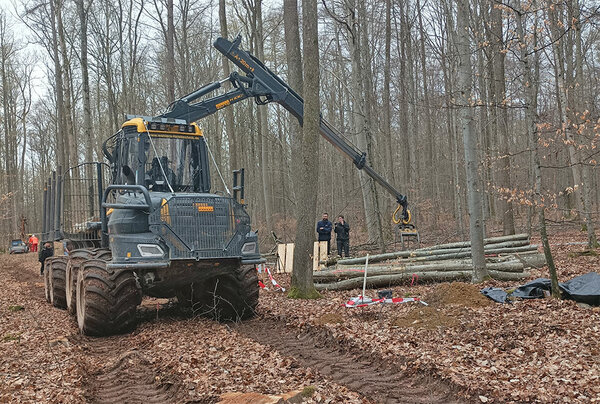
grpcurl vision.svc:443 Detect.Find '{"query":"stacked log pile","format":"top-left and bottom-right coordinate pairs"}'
top-left (314, 234), bottom-right (545, 291)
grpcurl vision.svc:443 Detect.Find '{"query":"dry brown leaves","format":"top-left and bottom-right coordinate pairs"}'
top-left (2, 228), bottom-right (599, 403)
top-left (0, 254), bottom-right (85, 403)
top-left (260, 230), bottom-right (600, 403)
top-left (1, 253), bottom-right (363, 403)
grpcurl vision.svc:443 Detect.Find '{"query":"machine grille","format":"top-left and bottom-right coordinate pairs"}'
top-left (150, 196), bottom-right (242, 258)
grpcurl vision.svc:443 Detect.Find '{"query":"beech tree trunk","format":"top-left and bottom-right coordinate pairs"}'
top-left (283, 0), bottom-right (303, 213)
top-left (456, 0), bottom-right (487, 283)
top-left (290, 0), bottom-right (320, 298)
top-left (515, 2), bottom-right (560, 298)
top-left (166, 0), bottom-right (175, 103)
top-left (348, 0), bottom-right (385, 251)
top-left (219, 0), bottom-right (237, 172)
top-left (488, 2), bottom-right (515, 235)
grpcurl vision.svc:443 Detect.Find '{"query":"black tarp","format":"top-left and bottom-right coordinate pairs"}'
top-left (481, 272), bottom-right (600, 305)
top-left (560, 272), bottom-right (600, 305)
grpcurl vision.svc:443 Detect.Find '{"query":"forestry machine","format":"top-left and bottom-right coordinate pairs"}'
top-left (40, 35), bottom-right (413, 336)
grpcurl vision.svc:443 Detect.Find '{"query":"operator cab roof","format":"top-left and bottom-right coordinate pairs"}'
top-left (121, 117), bottom-right (203, 137)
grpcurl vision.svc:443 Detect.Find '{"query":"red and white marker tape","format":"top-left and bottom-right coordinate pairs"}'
top-left (265, 267), bottom-right (285, 292)
top-left (344, 296), bottom-right (428, 308)
top-left (257, 266), bottom-right (286, 292)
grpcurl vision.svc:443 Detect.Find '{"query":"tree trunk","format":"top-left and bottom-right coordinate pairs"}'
top-left (348, 0), bottom-right (385, 251)
top-left (283, 0), bottom-right (303, 214)
top-left (219, 0), bottom-right (237, 171)
top-left (166, 0), bottom-right (175, 102)
top-left (49, 0), bottom-right (66, 171)
top-left (572, 0), bottom-right (598, 248)
top-left (254, 0), bottom-right (273, 231)
top-left (456, 0), bottom-right (487, 283)
top-left (486, 2), bottom-right (515, 235)
top-left (515, 2), bottom-right (560, 298)
top-left (382, 0), bottom-right (394, 186)
top-left (77, 0), bottom-right (93, 177)
top-left (290, 0), bottom-right (320, 299)
top-left (57, 1), bottom-right (76, 169)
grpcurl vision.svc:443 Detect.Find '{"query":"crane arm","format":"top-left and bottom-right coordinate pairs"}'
top-left (156, 35), bottom-right (411, 224)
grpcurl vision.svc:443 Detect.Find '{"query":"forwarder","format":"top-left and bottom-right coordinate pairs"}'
top-left (41, 35), bottom-right (414, 336)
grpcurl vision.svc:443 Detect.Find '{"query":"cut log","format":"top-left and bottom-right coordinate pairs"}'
top-left (419, 233), bottom-right (530, 251)
top-left (319, 256), bottom-right (339, 266)
top-left (337, 244), bottom-right (538, 266)
top-left (512, 251), bottom-right (546, 268)
top-left (314, 260), bottom-right (525, 282)
top-left (314, 270), bottom-right (530, 291)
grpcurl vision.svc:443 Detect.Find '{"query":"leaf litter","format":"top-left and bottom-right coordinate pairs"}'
top-left (2, 229), bottom-right (600, 403)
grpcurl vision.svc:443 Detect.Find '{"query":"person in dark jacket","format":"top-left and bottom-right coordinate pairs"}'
top-left (39, 242), bottom-right (54, 275)
top-left (334, 215), bottom-right (350, 257)
top-left (316, 213), bottom-right (333, 254)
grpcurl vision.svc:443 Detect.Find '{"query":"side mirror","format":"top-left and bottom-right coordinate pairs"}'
top-left (233, 168), bottom-right (245, 203)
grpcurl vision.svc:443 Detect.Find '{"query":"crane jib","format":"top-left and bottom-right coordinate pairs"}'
top-left (164, 35), bottom-right (412, 225)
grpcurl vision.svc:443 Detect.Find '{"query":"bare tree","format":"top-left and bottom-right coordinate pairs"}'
top-left (290, 0), bottom-right (320, 299)
top-left (219, 0), bottom-right (237, 171)
top-left (513, 1), bottom-right (559, 297)
top-left (455, 0), bottom-right (487, 282)
top-left (283, 0), bottom-right (303, 211)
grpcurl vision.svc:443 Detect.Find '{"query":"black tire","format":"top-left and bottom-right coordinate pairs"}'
top-left (67, 251), bottom-right (93, 315)
top-left (49, 257), bottom-right (68, 309)
top-left (44, 259), bottom-right (52, 303)
top-left (67, 249), bottom-right (113, 315)
top-left (178, 265), bottom-right (259, 321)
top-left (76, 259), bottom-right (141, 336)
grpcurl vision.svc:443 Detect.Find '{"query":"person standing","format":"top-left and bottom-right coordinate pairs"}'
top-left (29, 234), bottom-right (38, 252)
top-left (316, 213), bottom-right (333, 254)
top-left (335, 215), bottom-right (350, 257)
top-left (39, 242), bottom-right (54, 275)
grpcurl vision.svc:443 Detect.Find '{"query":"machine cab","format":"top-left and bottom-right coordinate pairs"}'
top-left (104, 117), bottom-right (211, 192)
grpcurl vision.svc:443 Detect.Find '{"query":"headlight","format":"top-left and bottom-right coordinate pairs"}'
top-left (137, 244), bottom-right (164, 257)
top-left (241, 242), bottom-right (257, 255)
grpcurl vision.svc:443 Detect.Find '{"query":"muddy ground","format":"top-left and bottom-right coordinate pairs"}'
top-left (1, 230), bottom-right (599, 403)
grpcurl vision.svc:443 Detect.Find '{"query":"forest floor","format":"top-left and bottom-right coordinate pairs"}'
top-left (0, 229), bottom-right (599, 403)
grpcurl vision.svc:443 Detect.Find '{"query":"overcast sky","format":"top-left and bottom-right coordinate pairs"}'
top-left (1, 0), bottom-right (49, 100)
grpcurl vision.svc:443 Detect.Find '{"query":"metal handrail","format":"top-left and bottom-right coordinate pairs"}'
top-left (102, 185), bottom-right (153, 212)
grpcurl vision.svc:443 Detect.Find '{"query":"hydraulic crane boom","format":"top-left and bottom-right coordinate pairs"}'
top-left (157, 35), bottom-right (411, 225)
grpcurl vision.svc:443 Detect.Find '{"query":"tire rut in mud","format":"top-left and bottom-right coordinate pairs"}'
top-left (236, 318), bottom-right (466, 404)
top-left (77, 337), bottom-right (182, 404)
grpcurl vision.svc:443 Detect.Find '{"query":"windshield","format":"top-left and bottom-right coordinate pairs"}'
top-left (144, 136), bottom-right (210, 193)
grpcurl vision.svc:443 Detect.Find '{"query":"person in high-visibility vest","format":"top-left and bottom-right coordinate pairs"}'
top-left (29, 235), bottom-right (39, 252)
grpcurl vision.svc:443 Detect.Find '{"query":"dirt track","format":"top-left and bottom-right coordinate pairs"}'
top-left (0, 253), bottom-right (467, 403)
top-left (236, 319), bottom-right (463, 404)
top-left (74, 335), bottom-right (183, 403)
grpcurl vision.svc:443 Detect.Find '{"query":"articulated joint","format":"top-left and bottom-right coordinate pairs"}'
top-left (397, 195), bottom-right (408, 208)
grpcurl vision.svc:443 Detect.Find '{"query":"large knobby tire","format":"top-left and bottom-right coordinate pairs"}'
top-left (76, 259), bottom-right (141, 336)
top-left (178, 265), bottom-right (259, 321)
top-left (50, 257), bottom-right (68, 309)
top-left (44, 259), bottom-right (52, 303)
top-left (66, 249), bottom-right (112, 315)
